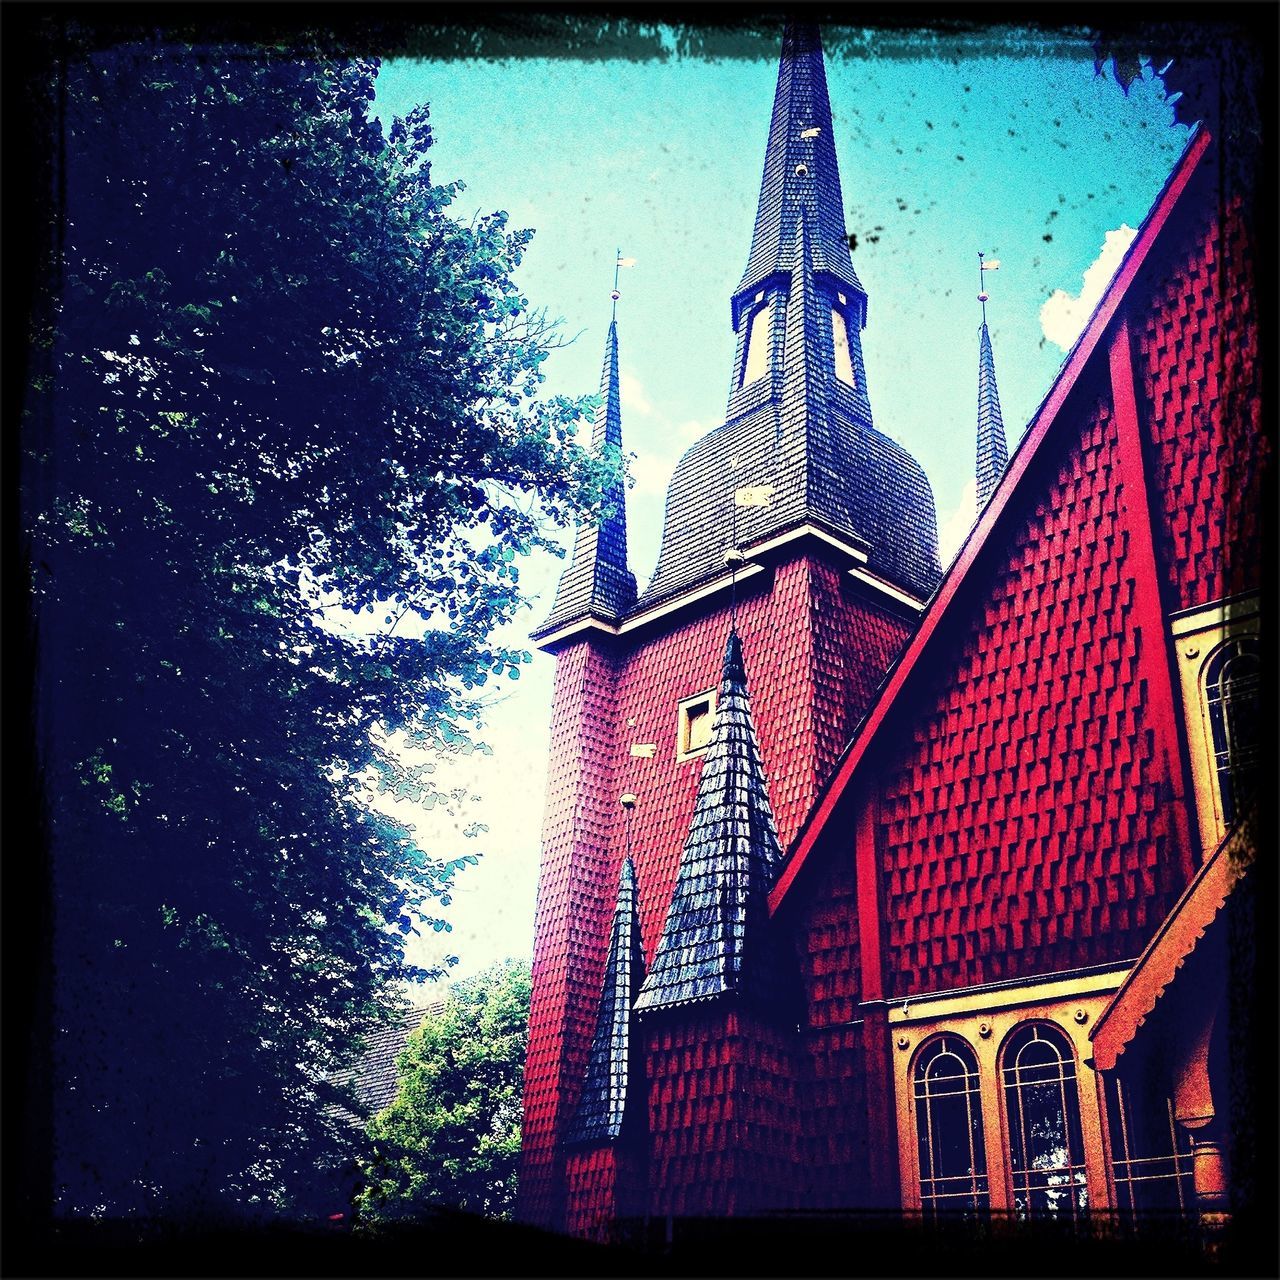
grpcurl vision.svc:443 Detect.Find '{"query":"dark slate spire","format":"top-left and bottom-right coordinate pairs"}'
top-left (735, 22), bottom-right (865, 316)
top-left (532, 318), bottom-right (636, 638)
top-left (636, 23), bottom-right (941, 611)
top-left (976, 320), bottom-right (1009, 510)
top-left (565, 857), bottom-right (645, 1146)
top-left (634, 631), bottom-right (785, 1014)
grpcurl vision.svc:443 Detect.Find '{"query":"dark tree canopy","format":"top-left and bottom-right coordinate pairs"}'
top-left (357, 958), bottom-right (532, 1224)
top-left (21, 42), bottom-right (608, 1224)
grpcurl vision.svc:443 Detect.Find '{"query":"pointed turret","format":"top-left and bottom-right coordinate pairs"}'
top-left (565, 857), bottom-right (645, 1145)
top-left (638, 22), bottom-right (941, 612)
top-left (735, 22), bottom-right (865, 320)
top-left (976, 319), bottom-right (1009, 509)
top-left (634, 631), bottom-right (785, 1013)
top-left (532, 316), bottom-right (636, 639)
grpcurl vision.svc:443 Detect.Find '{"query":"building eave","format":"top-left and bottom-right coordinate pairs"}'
top-left (1090, 820), bottom-right (1251, 1072)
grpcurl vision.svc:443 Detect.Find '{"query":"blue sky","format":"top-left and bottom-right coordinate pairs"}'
top-left (370, 23), bottom-right (1190, 980)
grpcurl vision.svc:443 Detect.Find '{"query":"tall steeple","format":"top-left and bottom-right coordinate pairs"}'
top-left (532, 299), bottom-right (636, 638)
top-left (975, 253), bottom-right (1010, 510)
top-left (564, 857), bottom-right (645, 1145)
top-left (639, 22), bottom-right (941, 612)
top-left (633, 631), bottom-right (786, 1013)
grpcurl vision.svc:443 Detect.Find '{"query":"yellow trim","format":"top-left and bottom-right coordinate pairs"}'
top-left (1171, 594), bottom-right (1260, 855)
top-left (890, 976), bottom-right (1125, 1215)
top-left (675, 687), bottom-right (717, 762)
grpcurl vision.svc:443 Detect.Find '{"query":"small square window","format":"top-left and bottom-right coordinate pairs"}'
top-left (676, 689), bottom-right (717, 761)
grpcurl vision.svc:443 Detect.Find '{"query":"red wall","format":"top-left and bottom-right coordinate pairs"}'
top-left (521, 550), bottom-right (912, 1228)
top-left (1135, 193), bottom-right (1265, 612)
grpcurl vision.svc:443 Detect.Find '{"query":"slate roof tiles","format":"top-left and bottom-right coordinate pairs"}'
top-left (633, 631), bottom-right (787, 1013)
top-left (564, 857), bottom-right (645, 1145)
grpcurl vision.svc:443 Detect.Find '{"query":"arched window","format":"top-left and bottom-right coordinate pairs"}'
top-left (831, 307), bottom-right (855, 386)
top-left (913, 1035), bottom-right (989, 1218)
top-left (741, 302), bottom-right (771, 386)
top-left (1105, 1073), bottom-right (1193, 1227)
top-left (1001, 1024), bottom-right (1088, 1221)
top-left (1203, 636), bottom-right (1260, 827)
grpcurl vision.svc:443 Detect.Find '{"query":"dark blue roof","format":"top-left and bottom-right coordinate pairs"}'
top-left (976, 320), bottom-right (1010, 509)
top-left (735, 22), bottom-right (865, 316)
top-left (634, 632), bottom-right (787, 1014)
top-left (636, 23), bottom-right (940, 611)
top-left (533, 319), bottom-right (636, 637)
top-left (564, 857), bottom-right (645, 1145)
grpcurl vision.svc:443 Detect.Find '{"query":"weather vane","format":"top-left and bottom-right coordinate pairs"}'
top-left (978, 251), bottom-right (1000, 324)
top-left (612, 249), bottom-right (636, 322)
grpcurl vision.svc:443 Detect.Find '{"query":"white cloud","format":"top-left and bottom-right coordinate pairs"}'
top-left (936, 477), bottom-right (979, 566)
top-left (620, 368), bottom-right (652, 417)
top-left (1040, 225), bottom-right (1138, 352)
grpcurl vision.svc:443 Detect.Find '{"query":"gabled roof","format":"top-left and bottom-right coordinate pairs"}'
top-left (770, 124), bottom-right (1214, 913)
top-left (1091, 820), bottom-right (1250, 1071)
top-left (532, 318), bottom-right (636, 639)
top-left (564, 857), bottom-right (645, 1145)
top-left (633, 630), bottom-right (786, 1014)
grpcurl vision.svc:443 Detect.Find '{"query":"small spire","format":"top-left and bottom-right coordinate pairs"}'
top-left (530, 274), bottom-right (637, 638)
top-left (564, 857), bottom-right (645, 1145)
top-left (976, 253), bottom-right (1010, 510)
top-left (634, 629), bottom-right (785, 1014)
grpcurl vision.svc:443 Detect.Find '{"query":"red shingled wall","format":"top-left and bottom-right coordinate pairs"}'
top-left (519, 641), bottom-right (620, 1227)
top-left (522, 550), bottom-right (912, 1229)
top-left (1135, 192), bottom-right (1265, 611)
top-left (564, 1146), bottom-right (617, 1241)
top-left (615, 556), bottom-right (911, 960)
top-left (644, 1006), bottom-right (801, 1217)
top-left (876, 389), bottom-right (1192, 995)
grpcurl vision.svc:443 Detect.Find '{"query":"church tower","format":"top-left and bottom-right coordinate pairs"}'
top-left (518, 22), bottom-right (941, 1233)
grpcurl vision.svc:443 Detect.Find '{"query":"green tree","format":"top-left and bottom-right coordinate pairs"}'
top-left (356, 958), bottom-right (532, 1223)
top-left (21, 40), bottom-right (607, 1224)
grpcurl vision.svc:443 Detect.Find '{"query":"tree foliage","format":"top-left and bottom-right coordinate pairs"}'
top-left (22, 42), bottom-right (605, 1223)
top-left (356, 959), bottom-right (532, 1224)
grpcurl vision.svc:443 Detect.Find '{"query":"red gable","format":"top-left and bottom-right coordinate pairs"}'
top-left (771, 126), bottom-right (1218, 926)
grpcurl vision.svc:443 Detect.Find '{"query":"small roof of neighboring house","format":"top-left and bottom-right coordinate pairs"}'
top-left (324, 998), bottom-right (446, 1125)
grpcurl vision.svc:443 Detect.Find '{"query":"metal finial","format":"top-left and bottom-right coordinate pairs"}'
top-left (977, 251), bottom-right (988, 324)
top-left (611, 247), bottom-right (622, 321)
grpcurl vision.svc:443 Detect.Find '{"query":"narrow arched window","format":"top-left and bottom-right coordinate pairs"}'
top-left (831, 307), bottom-right (855, 385)
top-left (1001, 1024), bottom-right (1088, 1221)
top-left (913, 1035), bottom-right (989, 1218)
top-left (741, 302), bottom-right (771, 386)
top-left (1203, 636), bottom-right (1260, 827)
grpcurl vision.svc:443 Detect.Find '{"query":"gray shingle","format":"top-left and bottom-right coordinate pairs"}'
top-left (976, 320), bottom-right (1010, 509)
top-left (564, 857), bottom-right (645, 1145)
top-left (636, 23), bottom-right (941, 612)
top-left (532, 319), bottom-right (636, 639)
top-left (634, 631), bottom-right (787, 1014)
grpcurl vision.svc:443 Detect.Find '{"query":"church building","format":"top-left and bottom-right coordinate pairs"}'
top-left (518, 23), bottom-right (1265, 1245)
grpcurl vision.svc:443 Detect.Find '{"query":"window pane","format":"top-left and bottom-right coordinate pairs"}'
top-left (1002, 1024), bottom-right (1088, 1222)
top-left (742, 304), bottom-right (771, 386)
top-left (1105, 1073), bottom-right (1193, 1228)
top-left (913, 1036), bottom-right (989, 1218)
top-left (1205, 637), bottom-right (1260, 826)
top-left (832, 308), bottom-right (855, 385)
top-left (685, 702), bottom-right (712, 753)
